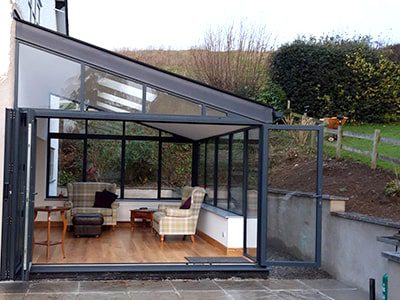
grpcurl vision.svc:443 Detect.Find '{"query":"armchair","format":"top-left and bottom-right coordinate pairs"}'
top-left (65, 182), bottom-right (120, 230)
top-left (152, 186), bottom-right (206, 243)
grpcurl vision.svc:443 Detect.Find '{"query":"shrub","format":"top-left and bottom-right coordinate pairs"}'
top-left (257, 82), bottom-right (287, 111)
top-left (269, 36), bottom-right (381, 119)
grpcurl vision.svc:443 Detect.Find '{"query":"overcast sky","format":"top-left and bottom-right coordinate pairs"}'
top-left (68, 0), bottom-right (400, 51)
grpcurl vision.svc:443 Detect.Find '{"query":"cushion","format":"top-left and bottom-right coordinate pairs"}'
top-left (72, 207), bottom-right (113, 217)
top-left (93, 189), bottom-right (117, 208)
top-left (180, 197), bottom-right (191, 209)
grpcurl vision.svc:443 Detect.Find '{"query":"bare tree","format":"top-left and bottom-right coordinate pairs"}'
top-left (189, 23), bottom-right (272, 99)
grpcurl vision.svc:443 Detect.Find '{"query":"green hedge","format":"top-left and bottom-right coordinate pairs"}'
top-left (269, 37), bottom-right (400, 122)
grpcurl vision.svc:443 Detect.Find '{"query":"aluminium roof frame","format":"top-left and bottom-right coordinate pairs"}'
top-left (14, 19), bottom-right (274, 124)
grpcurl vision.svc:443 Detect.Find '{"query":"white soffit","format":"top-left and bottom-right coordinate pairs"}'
top-left (143, 122), bottom-right (249, 140)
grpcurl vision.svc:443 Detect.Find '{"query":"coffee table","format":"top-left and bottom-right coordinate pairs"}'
top-left (130, 209), bottom-right (156, 231)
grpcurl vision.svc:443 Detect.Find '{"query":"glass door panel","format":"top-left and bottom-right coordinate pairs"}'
top-left (265, 125), bottom-right (322, 266)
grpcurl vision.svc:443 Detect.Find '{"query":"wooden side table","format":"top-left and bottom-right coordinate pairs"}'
top-left (33, 206), bottom-right (70, 259)
top-left (130, 209), bottom-right (156, 231)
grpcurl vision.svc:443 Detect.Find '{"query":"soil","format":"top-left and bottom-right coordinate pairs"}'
top-left (269, 157), bottom-right (400, 221)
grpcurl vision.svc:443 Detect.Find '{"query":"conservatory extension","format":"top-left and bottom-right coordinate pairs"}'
top-left (1, 19), bottom-right (324, 280)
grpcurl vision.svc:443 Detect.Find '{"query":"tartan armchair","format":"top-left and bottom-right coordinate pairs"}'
top-left (65, 182), bottom-right (119, 229)
top-left (152, 186), bottom-right (206, 243)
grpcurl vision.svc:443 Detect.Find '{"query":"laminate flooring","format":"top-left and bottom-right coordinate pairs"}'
top-left (32, 225), bottom-right (227, 264)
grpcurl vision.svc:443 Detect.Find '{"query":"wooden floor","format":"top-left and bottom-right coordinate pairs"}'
top-left (32, 224), bottom-right (227, 264)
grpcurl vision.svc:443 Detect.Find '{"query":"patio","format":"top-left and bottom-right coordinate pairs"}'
top-left (0, 278), bottom-right (368, 299)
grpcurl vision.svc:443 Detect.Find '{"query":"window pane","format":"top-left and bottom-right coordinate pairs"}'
top-left (125, 122), bottom-right (159, 136)
top-left (230, 132), bottom-right (244, 214)
top-left (87, 139), bottom-right (122, 196)
top-left (161, 143), bottom-right (192, 198)
top-left (198, 143), bottom-right (206, 188)
top-left (266, 129), bottom-right (318, 262)
top-left (49, 119), bottom-right (85, 134)
top-left (84, 67), bottom-right (143, 113)
top-left (206, 107), bottom-right (227, 117)
top-left (217, 135), bottom-right (229, 210)
top-left (124, 141), bottom-right (158, 198)
top-left (205, 140), bottom-right (215, 204)
top-left (18, 44), bottom-right (81, 109)
top-left (246, 128), bottom-right (259, 258)
top-left (87, 120), bottom-right (123, 135)
top-left (48, 139), bottom-right (83, 197)
top-left (146, 88), bottom-right (201, 115)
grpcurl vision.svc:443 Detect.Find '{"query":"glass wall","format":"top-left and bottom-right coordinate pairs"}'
top-left (84, 67), bottom-right (144, 113)
top-left (217, 135), bottom-right (229, 210)
top-left (246, 128), bottom-right (259, 258)
top-left (205, 140), bottom-right (215, 204)
top-left (124, 141), bottom-right (158, 198)
top-left (161, 143), bottom-right (193, 198)
top-left (198, 143), bottom-right (206, 188)
top-left (87, 139), bottom-right (122, 195)
top-left (18, 43), bottom-right (81, 109)
top-left (17, 43), bottom-right (231, 119)
top-left (230, 132), bottom-right (244, 214)
top-left (146, 88), bottom-right (202, 115)
top-left (48, 138), bottom-right (84, 197)
top-left (266, 129), bottom-right (318, 262)
top-left (199, 127), bottom-right (261, 221)
top-left (47, 119), bottom-right (191, 199)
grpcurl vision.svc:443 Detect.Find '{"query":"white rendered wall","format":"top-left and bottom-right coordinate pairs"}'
top-left (197, 208), bottom-right (258, 249)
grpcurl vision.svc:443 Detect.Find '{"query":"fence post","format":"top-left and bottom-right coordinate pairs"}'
top-left (371, 129), bottom-right (381, 169)
top-left (336, 125), bottom-right (343, 159)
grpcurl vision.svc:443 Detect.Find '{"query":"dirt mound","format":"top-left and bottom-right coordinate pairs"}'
top-left (269, 157), bottom-right (400, 221)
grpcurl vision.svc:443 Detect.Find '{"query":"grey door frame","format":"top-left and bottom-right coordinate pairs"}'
top-left (1, 109), bottom-right (37, 280)
top-left (260, 124), bottom-right (324, 267)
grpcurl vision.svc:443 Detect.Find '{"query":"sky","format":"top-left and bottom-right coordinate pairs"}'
top-left (68, 0), bottom-right (400, 51)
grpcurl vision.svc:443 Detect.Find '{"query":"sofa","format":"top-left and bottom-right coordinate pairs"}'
top-left (152, 186), bottom-right (206, 243)
top-left (65, 182), bottom-right (119, 229)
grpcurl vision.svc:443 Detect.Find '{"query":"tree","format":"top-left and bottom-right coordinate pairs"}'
top-left (189, 23), bottom-right (272, 99)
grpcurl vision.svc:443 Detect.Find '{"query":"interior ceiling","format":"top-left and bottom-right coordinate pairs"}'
top-left (143, 122), bottom-right (250, 141)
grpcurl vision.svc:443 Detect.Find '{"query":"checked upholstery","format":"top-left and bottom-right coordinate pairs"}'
top-left (152, 186), bottom-right (206, 237)
top-left (65, 182), bottom-right (119, 226)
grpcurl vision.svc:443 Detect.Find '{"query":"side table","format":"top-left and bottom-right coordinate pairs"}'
top-left (130, 209), bottom-right (156, 231)
top-left (34, 206), bottom-right (70, 259)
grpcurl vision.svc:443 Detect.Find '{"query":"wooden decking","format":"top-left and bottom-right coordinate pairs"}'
top-left (32, 224), bottom-right (227, 264)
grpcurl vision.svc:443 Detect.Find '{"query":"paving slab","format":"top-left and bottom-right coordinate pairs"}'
top-left (129, 291), bottom-right (180, 300)
top-left (300, 279), bottom-right (353, 291)
top-left (178, 291), bottom-right (231, 300)
top-left (28, 281), bottom-right (79, 293)
top-left (22, 294), bottom-right (77, 300)
top-left (0, 282), bottom-right (29, 294)
top-left (214, 279), bottom-right (266, 291)
top-left (275, 290), bottom-right (331, 300)
top-left (171, 279), bottom-right (220, 291)
top-left (259, 279), bottom-right (310, 291)
top-left (228, 290), bottom-right (279, 299)
top-left (322, 289), bottom-right (369, 300)
top-left (0, 294), bottom-right (25, 300)
top-left (76, 292), bottom-right (130, 300)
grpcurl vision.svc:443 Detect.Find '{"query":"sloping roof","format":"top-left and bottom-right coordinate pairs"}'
top-left (15, 18), bottom-right (274, 124)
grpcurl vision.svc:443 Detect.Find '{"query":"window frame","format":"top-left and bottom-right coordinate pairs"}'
top-left (45, 119), bottom-right (192, 200)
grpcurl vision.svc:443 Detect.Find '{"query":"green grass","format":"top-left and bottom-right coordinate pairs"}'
top-left (324, 123), bottom-right (400, 173)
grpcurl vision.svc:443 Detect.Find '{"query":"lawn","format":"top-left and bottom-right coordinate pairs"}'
top-left (324, 123), bottom-right (400, 173)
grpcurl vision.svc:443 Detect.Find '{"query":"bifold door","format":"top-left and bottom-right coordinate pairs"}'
top-left (1, 109), bottom-right (36, 280)
top-left (261, 124), bottom-right (323, 267)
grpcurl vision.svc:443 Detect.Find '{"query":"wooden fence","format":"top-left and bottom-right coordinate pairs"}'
top-left (325, 126), bottom-right (400, 169)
